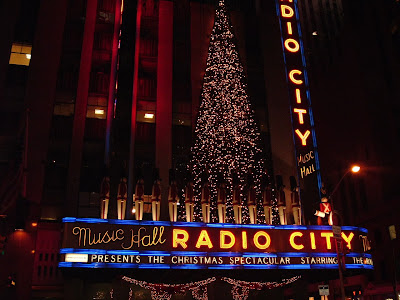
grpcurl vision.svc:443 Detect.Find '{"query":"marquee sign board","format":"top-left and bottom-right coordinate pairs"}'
top-left (59, 218), bottom-right (373, 270)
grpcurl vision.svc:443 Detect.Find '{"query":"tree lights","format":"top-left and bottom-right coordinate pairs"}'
top-left (189, 0), bottom-right (275, 224)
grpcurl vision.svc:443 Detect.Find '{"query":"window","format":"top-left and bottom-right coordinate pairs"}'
top-left (9, 43), bottom-right (32, 66)
top-left (87, 95), bottom-right (108, 119)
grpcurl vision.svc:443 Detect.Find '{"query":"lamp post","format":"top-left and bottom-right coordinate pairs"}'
top-left (329, 165), bottom-right (361, 200)
top-left (328, 165), bottom-right (361, 300)
top-left (389, 225), bottom-right (398, 300)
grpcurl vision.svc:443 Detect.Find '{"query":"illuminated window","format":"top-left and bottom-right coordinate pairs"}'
top-left (9, 43), bottom-right (32, 66)
top-left (87, 96), bottom-right (108, 119)
top-left (87, 106), bottom-right (107, 119)
top-left (137, 111), bottom-right (156, 123)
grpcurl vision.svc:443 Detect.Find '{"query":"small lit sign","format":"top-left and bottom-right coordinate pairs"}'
top-left (59, 218), bottom-right (373, 270)
top-left (65, 253), bottom-right (89, 263)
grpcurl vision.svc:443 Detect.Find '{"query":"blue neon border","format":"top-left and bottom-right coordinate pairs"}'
top-left (274, 0), bottom-right (322, 191)
top-left (60, 248), bottom-right (372, 259)
top-left (61, 218), bottom-right (371, 269)
top-left (58, 261), bottom-right (373, 270)
top-left (59, 248), bottom-right (373, 270)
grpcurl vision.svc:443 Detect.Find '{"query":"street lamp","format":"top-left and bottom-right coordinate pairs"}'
top-left (329, 165), bottom-right (361, 199)
top-left (389, 225), bottom-right (399, 300)
top-left (327, 165), bottom-right (361, 300)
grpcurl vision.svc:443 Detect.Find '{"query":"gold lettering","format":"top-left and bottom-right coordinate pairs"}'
top-left (121, 227), bottom-right (166, 249)
top-left (72, 227), bottom-right (125, 247)
top-left (289, 70), bottom-right (303, 84)
top-left (73, 227), bottom-right (88, 246)
top-left (281, 5), bottom-right (294, 18)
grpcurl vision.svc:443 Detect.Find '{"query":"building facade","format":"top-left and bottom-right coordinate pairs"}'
top-left (1, 0), bottom-right (399, 299)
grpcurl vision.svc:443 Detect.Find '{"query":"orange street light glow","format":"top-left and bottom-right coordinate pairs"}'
top-left (351, 165), bottom-right (361, 173)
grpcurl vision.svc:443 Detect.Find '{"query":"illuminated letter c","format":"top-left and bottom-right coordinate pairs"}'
top-left (289, 232), bottom-right (304, 250)
top-left (289, 70), bottom-right (303, 85)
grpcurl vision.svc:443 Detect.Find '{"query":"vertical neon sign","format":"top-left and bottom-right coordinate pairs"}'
top-left (276, 0), bottom-right (322, 220)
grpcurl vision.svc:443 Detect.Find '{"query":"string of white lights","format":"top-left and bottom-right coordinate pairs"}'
top-left (117, 275), bottom-right (300, 300)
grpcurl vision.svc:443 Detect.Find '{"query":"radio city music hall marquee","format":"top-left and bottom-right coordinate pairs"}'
top-left (277, 0), bottom-right (320, 186)
top-left (59, 218), bottom-right (373, 270)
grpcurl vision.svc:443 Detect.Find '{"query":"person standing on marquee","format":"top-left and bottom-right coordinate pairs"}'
top-left (290, 176), bottom-right (301, 225)
top-left (151, 175), bottom-right (161, 221)
top-left (134, 177), bottom-right (145, 221)
top-left (232, 171), bottom-right (242, 224)
top-left (315, 183), bottom-right (332, 225)
top-left (168, 177), bottom-right (179, 222)
top-left (262, 171), bottom-right (272, 225)
top-left (276, 175), bottom-right (287, 225)
top-left (217, 176), bottom-right (227, 223)
top-left (100, 176), bottom-right (110, 219)
top-left (201, 178), bottom-right (211, 223)
top-left (117, 177), bottom-right (128, 220)
top-left (246, 169), bottom-right (257, 224)
top-left (184, 179), bottom-right (194, 222)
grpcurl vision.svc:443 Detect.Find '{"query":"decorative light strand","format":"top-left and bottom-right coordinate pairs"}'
top-left (121, 276), bottom-right (216, 300)
top-left (222, 276), bottom-right (300, 300)
top-left (110, 288), bottom-right (133, 300)
top-left (231, 285), bottom-right (249, 300)
top-left (221, 276), bottom-right (301, 290)
top-left (118, 275), bottom-right (300, 300)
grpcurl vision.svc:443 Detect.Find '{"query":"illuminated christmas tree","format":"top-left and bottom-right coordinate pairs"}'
top-left (189, 0), bottom-right (277, 223)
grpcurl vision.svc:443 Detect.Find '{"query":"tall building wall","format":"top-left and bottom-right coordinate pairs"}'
top-left (4, 0), bottom-right (400, 298)
top-left (299, 0), bottom-right (400, 289)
